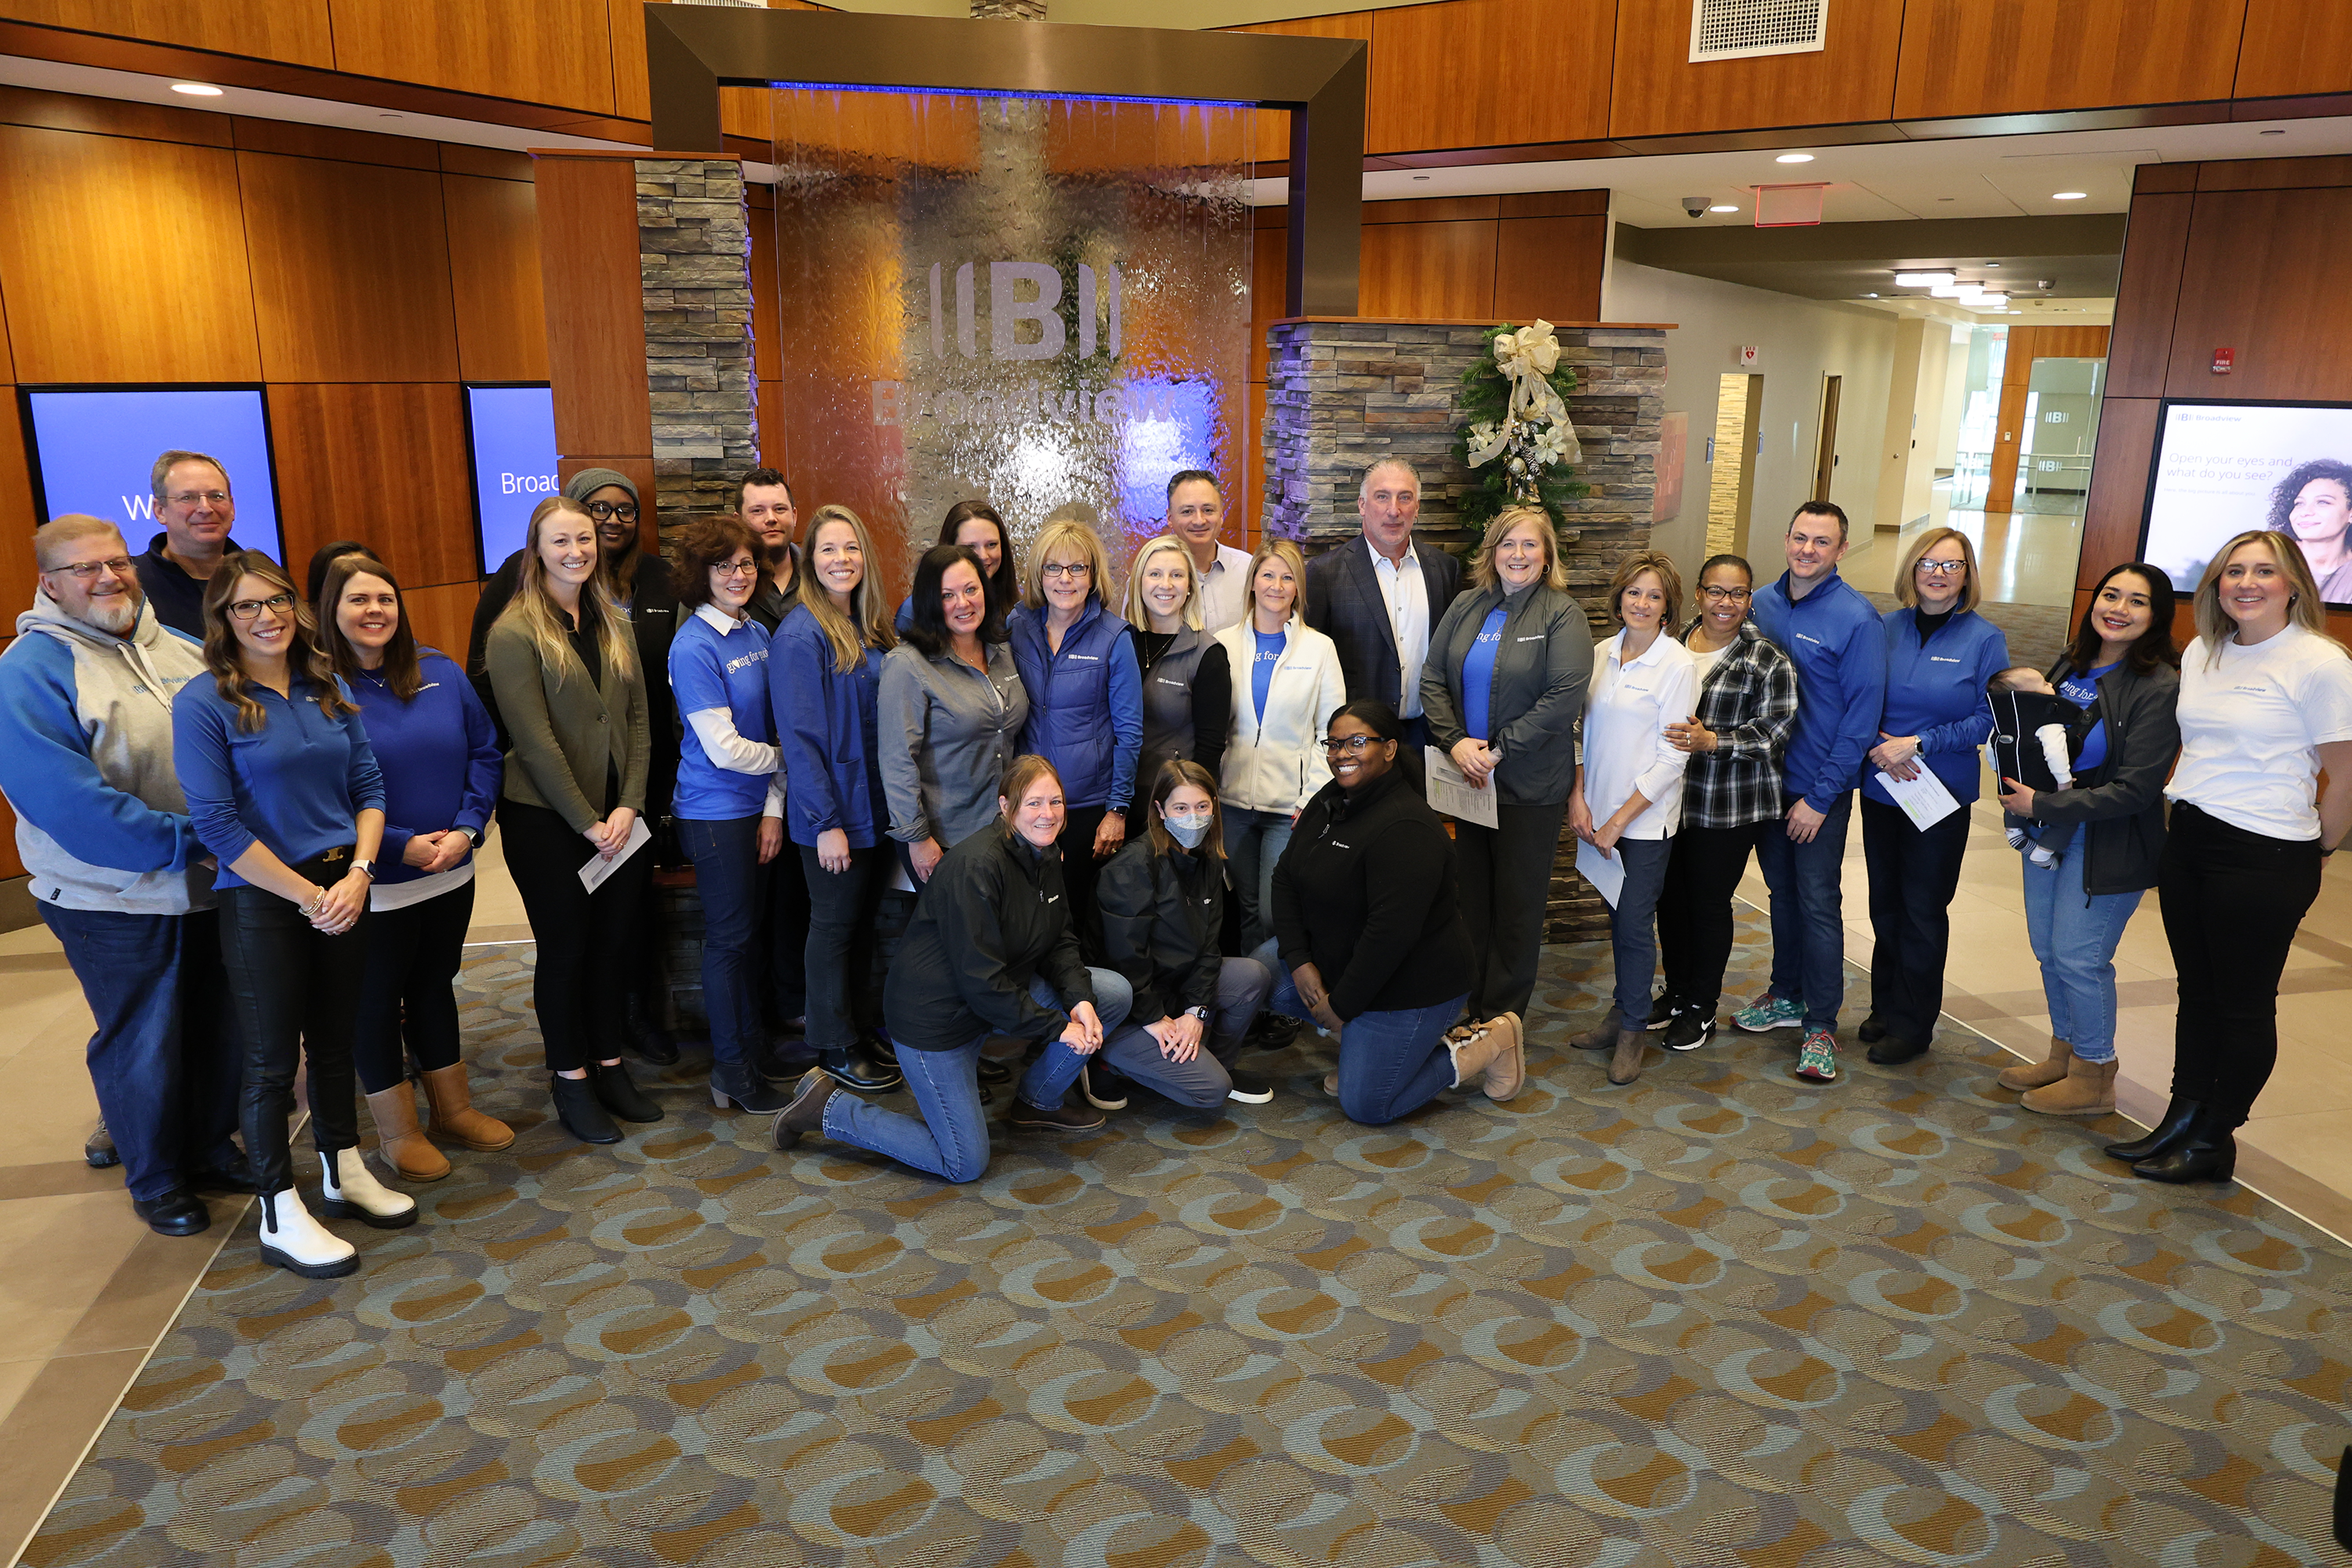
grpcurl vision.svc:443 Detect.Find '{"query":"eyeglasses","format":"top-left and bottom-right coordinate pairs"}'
top-left (583, 500), bottom-right (640, 523)
top-left (43, 557), bottom-right (134, 583)
top-left (1040, 561), bottom-right (1091, 579)
top-left (227, 592), bottom-right (295, 621)
top-left (1915, 559), bottom-right (1969, 577)
top-left (1323, 735), bottom-right (1381, 754)
top-left (1700, 586), bottom-right (1751, 603)
top-left (711, 561), bottom-right (760, 579)
top-left (167, 490), bottom-right (230, 508)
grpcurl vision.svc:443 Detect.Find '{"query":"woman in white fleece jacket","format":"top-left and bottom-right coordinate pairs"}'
top-left (1213, 538), bottom-right (1347, 951)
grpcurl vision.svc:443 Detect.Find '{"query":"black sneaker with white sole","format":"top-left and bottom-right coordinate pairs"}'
top-left (1644, 995), bottom-right (1679, 1031)
top-left (1662, 1010), bottom-right (1716, 1052)
top-left (1226, 1071), bottom-right (1274, 1105)
top-left (1080, 1063), bottom-right (1129, 1111)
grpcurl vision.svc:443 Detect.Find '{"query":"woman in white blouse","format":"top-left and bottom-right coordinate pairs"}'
top-left (1568, 551), bottom-right (1697, 1086)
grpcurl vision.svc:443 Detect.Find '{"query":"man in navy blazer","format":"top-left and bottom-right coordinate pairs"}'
top-left (1303, 458), bottom-right (1464, 750)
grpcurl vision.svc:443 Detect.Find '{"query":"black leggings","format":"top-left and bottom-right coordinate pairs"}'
top-left (352, 880), bottom-right (477, 1094)
top-left (1657, 821), bottom-right (1766, 1017)
top-left (1057, 804), bottom-right (1109, 962)
top-left (219, 859), bottom-right (368, 1195)
top-left (499, 798), bottom-right (653, 1073)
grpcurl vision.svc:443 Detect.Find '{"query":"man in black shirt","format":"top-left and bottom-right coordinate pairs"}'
top-left (132, 450), bottom-right (238, 637)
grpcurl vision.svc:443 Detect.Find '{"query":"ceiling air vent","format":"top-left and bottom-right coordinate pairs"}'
top-left (1690, 0), bottom-right (1829, 62)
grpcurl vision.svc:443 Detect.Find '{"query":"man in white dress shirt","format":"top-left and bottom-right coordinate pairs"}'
top-left (1304, 457), bottom-right (1463, 750)
top-left (1165, 470), bottom-right (1253, 633)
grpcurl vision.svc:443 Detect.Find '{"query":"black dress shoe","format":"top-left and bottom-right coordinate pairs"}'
top-left (864, 1030), bottom-right (899, 1065)
top-left (550, 1073), bottom-right (622, 1145)
top-left (132, 1190), bottom-right (210, 1237)
top-left (623, 993), bottom-right (681, 1066)
top-left (2132, 1106), bottom-right (2237, 1185)
top-left (85, 1123), bottom-right (119, 1170)
top-left (978, 1058), bottom-right (1013, 1085)
top-left (187, 1151), bottom-right (262, 1194)
top-left (2103, 1096), bottom-right (2201, 1163)
top-left (1857, 1013), bottom-right (1889, 1044)
top-left (1008, 1094), bottom-right (1106, 1132)
top-left (592, 1060), bottom-right (664, 1123)
top-left (821, 1046), bottom-right (903, 1092)
top-left (1867, 1035), bottom-right (1931, 1066)
top-left (756, 1039), bottom-right (819, 1080)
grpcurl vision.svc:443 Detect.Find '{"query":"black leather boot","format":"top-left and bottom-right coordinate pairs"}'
top-left (2132, 1105), bottom-right (2237, 1185)
top-left (820, 1045), bottom-right (903, 1092)
top-left (2103, 1096), bottom-right (2201, 1163)
top-left (622, 988), bottom-right (681, 1066)
top-left (592, 1060), bottom-right (664, 1123)
top-left (550, 1074), bottom-right (621, 1145)
top-left (710, 1060), bottom-right (790, 1114)
top-left (85, 1121), bottom-right (119, 1169)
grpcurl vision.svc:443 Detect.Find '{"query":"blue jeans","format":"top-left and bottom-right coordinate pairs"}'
top-left (1257, 939), bottom-right (1468, 1126)
top-left (1606, 836), bottom-right (1673, 1019)
top-left (1098, 956), bottom-right (1274, 1110)
top-left (681, 816), bottom-right (764, 1067)
top-left (1225, 807), bottom-right (1293, 953)
top-left (2022, 842), bottom-right (2141, 1065)
top-left (40, 904), bottom-right (240, 1203)
top-left (826, 969), bottom-right (1132, 1182)
top-left (1754, 791), bottom-right (1853, 1035)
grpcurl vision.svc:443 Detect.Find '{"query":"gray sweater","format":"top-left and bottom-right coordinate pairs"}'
top-left (1419, 579), bottom-right (1595, 806)
top-left (878, 638), bottom-right (1029, 848)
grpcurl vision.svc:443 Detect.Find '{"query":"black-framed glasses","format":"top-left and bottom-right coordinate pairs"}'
top-left (583, 500), bottom-right (640, 523)
top-left (43, 557), bottom-right (134, 583)
top-left (1700, 585), bottom-right (1751, 603)
top-left (711, 560), bottom-right (760, 579)
top-left (1323, 735), bottom-right (1381, 754)
top-left (228, 592), bottom-right (295, 621)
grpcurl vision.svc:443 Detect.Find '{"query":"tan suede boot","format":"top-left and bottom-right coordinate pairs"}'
top-left (2020, 1054), bottom-right (2118, 1117)
top-left (1447, 1015), bottom-right (1526, 1102)
top-left (365, 1084), bottom-right (452, 1182)
top-left (1569, 1006), bottom-right (1624, 1052)
top-left (1997, 1036), bottom-right (2072, 1093)
top-left (1606, 1029), bottom-right (1649, 1086)
top-left (419, 1063), bottom-right (516, 1152)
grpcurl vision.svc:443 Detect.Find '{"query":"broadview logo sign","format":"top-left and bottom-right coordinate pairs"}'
top-left (873, 260), bottom-right (1131, 429)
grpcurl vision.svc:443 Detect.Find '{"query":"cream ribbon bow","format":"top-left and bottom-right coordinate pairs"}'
top-left (1494, 321), bottom-right (1569, 426)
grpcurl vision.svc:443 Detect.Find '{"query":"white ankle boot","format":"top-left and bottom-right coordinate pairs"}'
top-left (319, 1148), bottom-right (418, 1229)
top-left (258, 1188), bottom-right (359, 1279)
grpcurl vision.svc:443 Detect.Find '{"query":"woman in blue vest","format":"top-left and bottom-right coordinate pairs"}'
top-left (770, 504), bottom-right (903, 1093)
top-left (1008, 518), bottom-right (1143, 956)
top-left (1860, 527), bottom-right (2010, 1066)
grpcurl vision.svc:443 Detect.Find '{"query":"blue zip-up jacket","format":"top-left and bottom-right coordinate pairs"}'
top-left (1864, 607), bottom-right (2009, 808)
top-left (1008, 597), bottom-right (1144, 811)
top-left (769, 603), bottom-right (885, 848)
top-left (1749, 568), bottom-right (1888, 814)
top-left (348, 649), bottom-right (501, 885)
top-left (172, 670), bottom-right (388, 889)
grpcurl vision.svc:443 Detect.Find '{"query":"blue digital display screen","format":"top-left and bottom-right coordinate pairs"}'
top-left (21, 387), bottom-right (284, 566)
top-left (465, 384), bottom-right (560, 573)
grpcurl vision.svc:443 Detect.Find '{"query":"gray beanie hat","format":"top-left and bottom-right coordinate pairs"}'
top-left (564, 467), bottom-right (639, 505)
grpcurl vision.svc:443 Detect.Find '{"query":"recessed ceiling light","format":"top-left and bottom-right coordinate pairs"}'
top-left (1936, 196), bottom-right (1955, 202)
top-left (170, 82), bottom-right (223, 96)
top-left (2260, 129), bottom-right (2285, 136)
top-left (1971, 292), bottom-right (2009, 307)
top-left (1709, 204), bottom-right (1739, 212)
top-left (1929, 282), bottom-right (1964, 298)
top-left (1774, 153), bottom-right (1815, 164)
top-left (1412, 174), bottom-right (1430, 180)
top-left (1984, 261), bottom-right (2002, 267)
top-left (2053, 191), bottom-right (2088, 200)
top-left (1893, 270), bottom-right (1955, 287)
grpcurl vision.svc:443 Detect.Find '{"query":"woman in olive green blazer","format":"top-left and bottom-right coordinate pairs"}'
top-left (484, 496), bottom-right (660, 1146)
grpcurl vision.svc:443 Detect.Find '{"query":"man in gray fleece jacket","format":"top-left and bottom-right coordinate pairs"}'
top-left (0, 517), bottom-right (248, 1237)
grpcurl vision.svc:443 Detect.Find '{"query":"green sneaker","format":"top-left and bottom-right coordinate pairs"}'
top-left (1794, 1031), bottom-right (1840, 1083)
top-left (1733, 993), bottom-right (1803, 1033)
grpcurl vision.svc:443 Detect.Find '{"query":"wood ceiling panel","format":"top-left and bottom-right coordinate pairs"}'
top-left (1895, 0), bottom-right (2247, 120)
top-left (5, 0), bottom-right (332, 67)
top-left (1610, 0), bottom-right (1904, 140)
top-left (1368, 0), bottom-right (1610, 154)
top-left (331, 0), bottom-right (614, 117)
top-left (2236, 0), bottom-right (2352, 100)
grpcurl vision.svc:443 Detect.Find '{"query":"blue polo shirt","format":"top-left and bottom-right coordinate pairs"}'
top-left (1864, 607), bottom-right (2009, 807)
top-left (1749, 568), bottom-right (1887, 813)
top-left (670, 605), bottom-right (779, 821)
top-left (172, 671), bottom-right (387, 889)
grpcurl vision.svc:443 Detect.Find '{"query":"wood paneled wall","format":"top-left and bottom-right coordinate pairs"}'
top-left (2079, 156), bottom-right (2352, 647)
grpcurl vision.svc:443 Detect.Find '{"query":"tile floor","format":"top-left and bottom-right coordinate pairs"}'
top-left (1842, 492), bottom-right (2088, 609)
top-left (3, 810), bottom-right (2349, 1565)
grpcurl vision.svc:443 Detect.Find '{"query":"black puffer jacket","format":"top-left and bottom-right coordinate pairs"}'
top-left (884, 826), bottom-right (1098, 1051)
top-left (1096, 837), bottom-right (1223, 1027)
top-left (2004, 655), bottom-right (2180, 896)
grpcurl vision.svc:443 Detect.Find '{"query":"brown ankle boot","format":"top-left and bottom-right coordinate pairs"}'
top-left (1997, 1036), bottom-right (2072, 1092)
top-left (365, 1084), bottom-right (452, 1181)
top-left (1606, 1029), bottom-right (1648, 1086)
top-left (419, 1064), bottom-right (516, 1152)
top-left (1569, 1006), bottom-right (1624, 1051)
top-left (2020, 1054), bottom-right (2118, 1117)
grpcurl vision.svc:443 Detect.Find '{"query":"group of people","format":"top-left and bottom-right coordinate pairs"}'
top-left (5, 445), bottom-right (2347, 1282)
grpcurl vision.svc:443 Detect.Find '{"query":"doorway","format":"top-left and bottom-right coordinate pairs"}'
top-left (1813, 374), bottom-right (1842, 503)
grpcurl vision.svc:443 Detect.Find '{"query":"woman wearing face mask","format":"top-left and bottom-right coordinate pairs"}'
top-left (1420, 506), bottom-right (1594, 1055)
top-left (771, 756), bottom-right (1137, 1174)
top-left (1568, 553), bottom-right (1698, 1087)
top-left (896, 500), bottom-right (1022, 633)
top-left (485, 496), bottom-right (664, 1145)
top-left (2266, 459), bottom-right (2352, 604)
top-left (1120, 535), bottom-right (1232, 841)
top-left (1214, 539), bottom-right (1346, 953)
top-left (1093, 761), bottom-right (1275, 1111)
top-left (880, 543), bottom-right (1029, 886)
top-left (175, 550), bottom-right (409, 1279)
top-left (317, 554), bottom-right (510, 1182)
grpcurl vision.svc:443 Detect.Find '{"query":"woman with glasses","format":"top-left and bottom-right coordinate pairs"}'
top-left (1857, 527), bottom-right (2009, 1069)
top-left (1653, 554), bottom-right (1798, 1053)
top-left (669, 516), bottom-right (797, 1115)
top-left (1420, 506), bottom-right (1594, 1055)
top-left (174, 551), bottom-right (413, 1279)
top-left (1214, 538), bottom-right (1346, 953)
top-left (895, 500), bottom-right (1022, 633)
top-left (1009, 519), bottom-right (1142, 955)
top-left (1121, 535), bottom-right (1232, 840)
top-left (485, 496), bottom-right (666, 1145)
top-left (316, 554), bottom-right (510, 1184)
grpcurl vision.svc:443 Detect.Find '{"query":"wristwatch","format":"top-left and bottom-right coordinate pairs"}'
top-left (353, 858), bottom-right (376, 880)
top-left (1184, 1006), bottom-right (1210, 1020)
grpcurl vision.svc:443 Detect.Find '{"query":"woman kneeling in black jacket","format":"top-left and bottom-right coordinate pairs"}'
top-left (1089, 761), bottom-right (1276, 1113)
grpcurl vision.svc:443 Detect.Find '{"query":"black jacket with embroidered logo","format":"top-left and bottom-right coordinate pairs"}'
top-left (883, 823), bottom-right (1099, 1051)
top-left (1097, 836), bottom-right (1225, 1026)
top-left (1270, 766), bottom-right (1472, 1021)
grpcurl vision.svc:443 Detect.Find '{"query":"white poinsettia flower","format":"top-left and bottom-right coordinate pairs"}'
top-left (1467, 419), bottom-right (1515, 466)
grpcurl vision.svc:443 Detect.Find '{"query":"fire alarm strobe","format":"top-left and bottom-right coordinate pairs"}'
top-left (2212, 348), bottom-right (2235, 375)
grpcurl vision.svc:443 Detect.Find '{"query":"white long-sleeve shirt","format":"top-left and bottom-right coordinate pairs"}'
top-left (1581, 627), bottom-right (1697, 839)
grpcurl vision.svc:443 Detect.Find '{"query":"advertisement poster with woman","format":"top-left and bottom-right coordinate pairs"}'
top-left (2143, 401), bottom-right (2352, 604)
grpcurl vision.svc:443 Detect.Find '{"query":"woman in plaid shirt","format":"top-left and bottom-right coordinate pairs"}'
top-left (1651, 554), bottom-right (1800, 1051)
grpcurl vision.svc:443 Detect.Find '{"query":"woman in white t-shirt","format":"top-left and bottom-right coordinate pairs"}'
top-left (2122, 530), bottom-right (2352, 1185)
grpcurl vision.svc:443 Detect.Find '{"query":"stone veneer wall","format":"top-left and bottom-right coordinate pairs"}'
top-left (637, 159), bottom-right (759, 553)
top-left (1261, 318), bottom-right (1668, 944)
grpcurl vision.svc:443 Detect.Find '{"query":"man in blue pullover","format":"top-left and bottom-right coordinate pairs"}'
top-left (0, 517), bottom-right (249, 1236)
top-left (1736, 501), bottom-right (1888, 1083)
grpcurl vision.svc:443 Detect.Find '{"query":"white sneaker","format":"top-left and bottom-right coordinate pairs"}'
top-left (258, 1188), bottom-right (359, 1279)
top-left (320, 1148), bottom-right (419, 1229)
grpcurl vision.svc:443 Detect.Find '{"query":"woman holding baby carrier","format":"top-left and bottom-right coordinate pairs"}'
top-left (1991, 561), bottom-right (2180, 1119)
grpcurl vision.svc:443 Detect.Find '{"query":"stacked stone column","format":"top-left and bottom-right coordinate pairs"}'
top-left (637, 158), bottom-right (759, 554)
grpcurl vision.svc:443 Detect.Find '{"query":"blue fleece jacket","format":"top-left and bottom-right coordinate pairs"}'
top-left (1008, 598), bottom-right (1144, 811)
top-left (1749, 568), bottom-right (1888, 813)
top-left (172, 671), bottom-right (388, 889)
top-left (1864, 608), bottom-right (2009, 808)
top-left (347, 649), bottom-right (501, 884)
top-left (769, 603), bottom-right (885, 848)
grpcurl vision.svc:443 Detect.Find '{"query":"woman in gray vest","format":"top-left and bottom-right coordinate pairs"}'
top-left (1120, 534), bottom-right (1231, 839)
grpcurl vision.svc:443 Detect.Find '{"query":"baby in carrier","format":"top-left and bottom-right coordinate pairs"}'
top-left (1987, 667), bottom-right (2096, 868)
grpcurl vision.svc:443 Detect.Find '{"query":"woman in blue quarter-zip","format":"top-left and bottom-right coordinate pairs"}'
top-left (1859, 527), bottom-right (2009, 1066)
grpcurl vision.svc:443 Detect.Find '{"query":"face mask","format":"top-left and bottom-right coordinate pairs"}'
top-left (1163, 813), bottom-right (1211, 849)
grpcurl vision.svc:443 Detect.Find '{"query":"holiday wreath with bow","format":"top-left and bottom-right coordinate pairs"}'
top-left (1455, 319), bottom-right (1585, 525)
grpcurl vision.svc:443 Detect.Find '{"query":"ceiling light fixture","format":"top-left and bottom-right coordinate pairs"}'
top-left (1894, 270), bottom-right (1956, 288)
top-left (1929, 281), bottom-right (1964, 298)
top-left (1709, 204), bottom-right (1739, 212)
top-left (1775, 153), bottom-right (1815, 164)
top-left (1984, 261), bottom-right (2002, 267)
top-left (1970, 292), bottom-right (2009, 307)
top-left (1412, 174), bottom-right (1430, 180)
top-left (170, 82), bottom-right (223, 96)
top-left (2052, 191), bottom-right (2088, 200)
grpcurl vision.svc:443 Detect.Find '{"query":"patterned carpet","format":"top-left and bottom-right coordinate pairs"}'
top-left (25, 908), bottom-right (2352, 1566)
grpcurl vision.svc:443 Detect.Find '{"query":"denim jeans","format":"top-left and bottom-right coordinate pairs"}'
top-left (825, 969), bottom-right (1132, 1182)
top-left (1224, 807), bottom-right (1294, 953)
top-left (1753, 790), bottom-right (1853, 1035)
top-left (681, 815), bottom-right (764, 1067)
top-left (1257, 941), bottom-right (1468, 1126)
top-left (1860, 797), bottom-right (1973, 1051)
top-left (800, 840), bottom-right (888, 1051)
top-left (1606, 836), bottom-right (1674, 1020)
top-left (1098, 956), bottom-right (1273, 1110)
top-left (2020, 841), bottom-right (2141, 1065)
top-left (39, 904), bottom-right (240, 1203)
